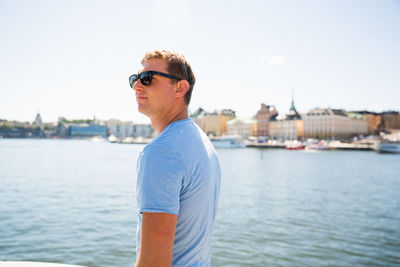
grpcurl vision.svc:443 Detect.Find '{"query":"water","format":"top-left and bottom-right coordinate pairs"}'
top-left (1, 139), bottom-right (399, 266)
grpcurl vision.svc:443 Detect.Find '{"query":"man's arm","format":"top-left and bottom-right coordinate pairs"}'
top-left (136, 212), bottom-right (178, 267)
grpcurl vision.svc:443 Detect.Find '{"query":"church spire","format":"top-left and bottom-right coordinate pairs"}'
top-left (286, 88), bottom-right (301, 120)
top-left (290, 88), bottom-right (296, 112)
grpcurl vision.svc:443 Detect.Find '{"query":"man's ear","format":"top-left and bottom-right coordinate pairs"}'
top-left (175, 80), bottom-right (190, 98)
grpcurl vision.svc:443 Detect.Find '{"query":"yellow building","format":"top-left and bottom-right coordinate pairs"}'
top-left (382, 111), bottom-right (400, 131)
top-left (353, 111), bottom-right (382, 134)
top-left (190, 108), bottom-right (236, 137)
top-left (269, 119), bottom-right (303, 141)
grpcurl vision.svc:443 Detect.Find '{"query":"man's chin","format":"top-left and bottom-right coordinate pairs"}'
top-left (137, 105), bottom-right (149, 117)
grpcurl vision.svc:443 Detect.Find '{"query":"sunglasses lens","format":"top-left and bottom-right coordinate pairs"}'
top-left (129, 74), bottom-right (138, 88)
top-left (140, 72), bottom-right (152, 86)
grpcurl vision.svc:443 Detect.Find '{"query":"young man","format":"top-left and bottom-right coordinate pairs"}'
top-left (129, 50), bottom-right (221, 267)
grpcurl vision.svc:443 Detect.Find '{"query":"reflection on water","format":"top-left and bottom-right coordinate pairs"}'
top-left (0, 140), bottom-right (399, 266)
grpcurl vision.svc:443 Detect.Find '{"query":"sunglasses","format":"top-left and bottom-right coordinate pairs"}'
top-left (129, 71), bottom-right (182, 88)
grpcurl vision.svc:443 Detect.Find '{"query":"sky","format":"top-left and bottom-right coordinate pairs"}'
top-left (0, 0), bottom-right (399, 123)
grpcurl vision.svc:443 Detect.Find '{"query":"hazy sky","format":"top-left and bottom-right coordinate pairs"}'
top-left (1, 0), bottom-right (399, 123)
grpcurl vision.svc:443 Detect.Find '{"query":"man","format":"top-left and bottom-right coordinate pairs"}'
top-left (129, 50), bottom-right (221, 267)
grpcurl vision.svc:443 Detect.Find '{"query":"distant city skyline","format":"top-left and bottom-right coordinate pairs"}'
top-left (2, 102), bottom-right (398, 124)
top-left (1, 0), bottom-right (399, 123)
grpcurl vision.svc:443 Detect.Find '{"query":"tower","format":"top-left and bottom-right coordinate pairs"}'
top-left (33, 113), bottom-right (43, 129)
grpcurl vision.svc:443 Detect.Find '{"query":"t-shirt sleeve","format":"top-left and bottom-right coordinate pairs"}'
top-left (136, 146), bottom-right (184, 215)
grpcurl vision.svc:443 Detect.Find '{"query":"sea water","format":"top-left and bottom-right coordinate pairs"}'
top-left (0, 139), bottom-right (399, 266)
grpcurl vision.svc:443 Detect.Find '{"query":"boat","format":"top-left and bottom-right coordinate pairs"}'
top-left (88, 136), bottom-right (107, 143)
top-left (306, 140), bottom-right (329, 151)
top-left (210, 136), bottom-right (246, 148)
top-left (376, 142), bottom-right (400, 154)
top-left (108, 134), bottom-right (118, 143)
top-left (285, 140), bottom-right (305, 150)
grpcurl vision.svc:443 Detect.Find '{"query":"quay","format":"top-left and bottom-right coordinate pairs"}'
top-left (328, 142), bottom-right (375, 151)
top-left (246, 142), bottom-right (375, 151)
top-left (247, 143), bottom-right (285, 149)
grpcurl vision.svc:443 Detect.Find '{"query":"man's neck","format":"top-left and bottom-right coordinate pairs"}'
top-left (151, 108), bottom-right (189, 133)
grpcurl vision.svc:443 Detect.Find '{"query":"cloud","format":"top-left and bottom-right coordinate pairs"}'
top-left (261, 55), bottom-right (285, 65)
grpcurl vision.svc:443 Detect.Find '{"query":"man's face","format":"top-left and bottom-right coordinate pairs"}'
top-left (133, 59), bottom-right (177, 119)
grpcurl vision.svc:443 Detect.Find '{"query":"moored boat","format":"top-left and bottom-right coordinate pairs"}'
top-left (376, 142), bottom-right (400, 154)
top-left (306, 140), bottom-right (329, 151)
top-left (108, 134), bottom-right (118, 143)
top-left (285, 140), bottom-right (305, 150)
top-left (210, 136), bottom-right (246, 148)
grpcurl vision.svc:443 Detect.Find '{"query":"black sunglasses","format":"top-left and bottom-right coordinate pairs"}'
top-left (129, 71), bottom-right (182, 88)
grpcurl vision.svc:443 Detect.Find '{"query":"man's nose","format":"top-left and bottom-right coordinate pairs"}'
top-left (133, 79), bottom-right (143, 92)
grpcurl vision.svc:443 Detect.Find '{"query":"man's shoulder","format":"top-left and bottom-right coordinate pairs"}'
top-left (142, 140), bottom-right (180, 159)
top-left (142, 119), bottom-right (214, 161)
top-left (154, 119), bottom-right (205, 146)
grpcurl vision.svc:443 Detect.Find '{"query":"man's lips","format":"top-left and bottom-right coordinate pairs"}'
top-left (136, 96), bottom-right (147, 101)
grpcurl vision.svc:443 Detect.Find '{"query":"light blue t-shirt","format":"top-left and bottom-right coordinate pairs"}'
top-left (136, 119), bottom-right (221, 267)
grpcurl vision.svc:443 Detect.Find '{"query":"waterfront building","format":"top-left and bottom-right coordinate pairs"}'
top-left (69, 123), bottom-right (108, 137)
top-left (0, 118), bottom-right (44, 138)
top-left (57, 122), bottom-right (70, 138)
top-left (255, 103), bottom-right (278, 137)
top-left (43, 122), bottom-right (58, 138)
top-left (190, 107), bottom-right (208, 130)
top-left (352, 111), bottom-right (382, 134)
top-left (226, 118), bottom-right (257, 138)
top-left (191, 108), bottom-right (236, 137)
top-left (0, 123), bottom-right (29, 138)
top-left (132, 124), bottom-right (154, 138)
top-left (381, 111), bottom-right (400, 131)
top-left (106, 119), bottom-right (134, 139)
top-left (106, 119), bottom-right (154, 139)
top-left (268, 99), bottom-right (303, 141)
top-left (303, 108), bottom-right (368, 140)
